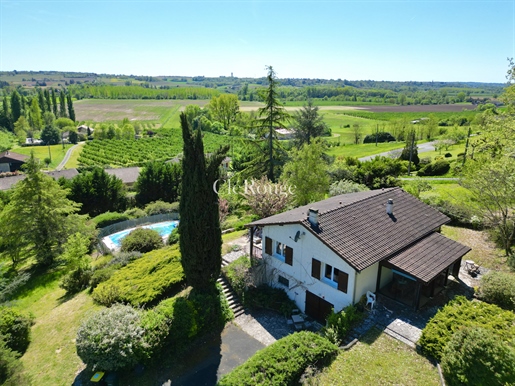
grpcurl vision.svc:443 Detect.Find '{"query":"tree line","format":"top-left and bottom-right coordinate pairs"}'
top-left (0, 88), bottom-right (76, 145)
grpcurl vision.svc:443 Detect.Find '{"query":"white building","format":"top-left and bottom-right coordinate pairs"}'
top-left (247, 188), bottom-right (470, 321)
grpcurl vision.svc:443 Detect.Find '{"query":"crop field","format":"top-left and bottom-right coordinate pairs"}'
top-left (77, 129), bottom-right (235, 168)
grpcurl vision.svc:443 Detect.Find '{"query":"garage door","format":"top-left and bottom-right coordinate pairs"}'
top-left (305, 291), bottom-right (333, 323)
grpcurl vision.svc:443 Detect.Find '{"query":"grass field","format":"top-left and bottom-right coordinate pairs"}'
top-left (327, 141), bottom-right (407, 158)
top-left (64, 142), bottom-right (85, 169)
top-left (13, 144), bottom-right (74, 169)
top-left (13, 268), bottom-right (101, 385)
top-left (315, 327), bottom-right (439, 385)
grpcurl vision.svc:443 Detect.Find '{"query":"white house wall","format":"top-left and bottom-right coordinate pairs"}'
top-left (380, 266), bottom-right (393, 289)
top-left (261, 224), bottom-right (356, 314)
top-left (354, 263), bottom-right (378, 304)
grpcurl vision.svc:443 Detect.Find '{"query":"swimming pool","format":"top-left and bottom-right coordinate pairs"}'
top-left (102, 220), bottom-right (179, 251)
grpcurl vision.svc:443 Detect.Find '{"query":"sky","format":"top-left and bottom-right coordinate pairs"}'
top-left (0, 0), bottom-right (513, 83)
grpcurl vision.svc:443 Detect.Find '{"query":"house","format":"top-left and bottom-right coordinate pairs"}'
top-left (0, 168), bottom-right (79, 191)
top-left (275, 128), bottom-right (294, 140)
top-left (246, 188), bottom-right (470, 322)
top-left (105, 167), bottom-right (140, 187)
top-left (0, 151), bottom-right (29, 173)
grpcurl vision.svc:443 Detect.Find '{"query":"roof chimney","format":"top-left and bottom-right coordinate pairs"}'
top-left (308, 208), bottom-right (319, 226)
top-left (386, 199), bottom-right (394, 215)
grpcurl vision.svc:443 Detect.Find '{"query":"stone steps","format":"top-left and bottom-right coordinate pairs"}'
top-left (217, 275), bottom-right (246, 318)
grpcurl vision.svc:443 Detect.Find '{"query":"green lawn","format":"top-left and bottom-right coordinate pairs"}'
top-left (315, 328), bottom-right (440, 385)
top-left (327, 141), bottom-right (407, 159)
top-left (63, 142), bottom-right (85, 169)
top-left (13, 143), bottom-right (74, 170)
top-left (13, 268), bottom-right (101, 385)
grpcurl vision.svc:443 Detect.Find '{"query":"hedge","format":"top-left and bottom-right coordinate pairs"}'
top-left (218, 332), bottom-right (338, 386)
top-left (92, 245), bottom-right (184, 306)
top-left (142, 286), bottom-right (232, 356)
top-left (417, 159), bottom-right (450, 176)
top-left (92, 212), bottom-right (130, 228)
top-left (418, 296), bottom-right (515, 360)
top-left (441, 327), bottom-right (515, 386)
top-left (477, 271), bottom-right (515, 311)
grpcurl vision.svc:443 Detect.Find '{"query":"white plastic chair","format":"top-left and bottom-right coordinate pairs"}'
top-left (366, 291), bottom-right (376, 310)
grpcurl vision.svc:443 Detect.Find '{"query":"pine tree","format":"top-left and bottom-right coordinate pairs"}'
top-left (59, 90), bottom-right (67, 118)
top-left (256, 66), bottom-right (290, 182)
top-left (66, 93), bottom-right (76, 122)
top-left (179, 113), bottom-right (229, 293)
top-left (51, 88), bottom-right (58, 117)
top-left (0, 153), bottom-right (86, 266)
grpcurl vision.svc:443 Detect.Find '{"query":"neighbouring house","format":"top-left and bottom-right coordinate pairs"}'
top-left (247, 187), bottom-right (470, 322)
top-left (0, 151), bottom-right (29, 173)
top-left (105, 167), bottom-right (140, 187)
top-left (0, 168), bottom-right (79, 190)
top-left (275, 128), bottom-right (294, 140)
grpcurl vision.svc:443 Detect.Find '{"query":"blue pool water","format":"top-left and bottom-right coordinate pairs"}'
top-left (104, 220), bottom-right (179, 249)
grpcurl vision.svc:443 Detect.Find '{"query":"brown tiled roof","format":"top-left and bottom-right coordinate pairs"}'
top-left (0, 151), bottom-right (29, 163)
top-left (248, 188), bottom-right (451, 271)
top-left (387, 232), bottom-right (471, 283)
top-left (105, 167), bottom-right (140, 184)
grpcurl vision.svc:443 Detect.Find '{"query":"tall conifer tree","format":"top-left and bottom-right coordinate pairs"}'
top-left (179, 113), bottom-right (229, 293)
top-left (44, 89), bottom-right (52, 113)
top-left (10, 90), bottom-right (22, 124)
top-left (38, 89), bottom-right (46, 113)
top-left (51, 88), bottom-right (58, 117)
top-left (59, 90), bottom-right (67, 118)
top-left (66, 93), bottom-right (76, 121)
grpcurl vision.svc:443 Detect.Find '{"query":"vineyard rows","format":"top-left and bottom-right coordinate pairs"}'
top-left (78, 130), bottom-right (234, 168)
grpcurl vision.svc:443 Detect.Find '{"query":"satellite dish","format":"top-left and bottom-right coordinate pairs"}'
top-left (294, 231), bottom-right (301, 242)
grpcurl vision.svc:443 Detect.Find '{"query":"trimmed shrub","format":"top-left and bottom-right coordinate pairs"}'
top-left (418, 296), bottom-right (515, 360)
top-left (144, 200), bottom-right (179, 216)
top-left (93, 212), bottom-right (130, 228)
top-left (0, 307), bottom-right (34, 354)
top-left (89, 265), bottom-right (119, 291)
top-left (76, 304), bottom-right (147, 371)
top-left (92, 246), bottom-right (185, 306)
top-left (218, 331), bottom-right (338, 386)
top-left (444, 152), bottom-right (452, 158)
top-left (167, 227), bottom-right (179, 246)
top-left (222, 256), bottom-right (251, 297)
top-left (441, 327), bottom-right (515, 386)
top-left (141, 285), bottom-right (232, 357)
top-left (322, 305), bottom-right (362, 345)
top-left (363, 132), bottom-right (396, 143)
top-left (60, 266), bottom-right (93, 294)
top-left (107, 251), bottom-right (142, 267)
top-left (477, 271), bottom-right (515, 311)
top-left (418, 159), bottom-right (450, 176)
top-left (120, 228), bottom-right (163, 253)
top-left (124, 207), bottom-right (146, 219)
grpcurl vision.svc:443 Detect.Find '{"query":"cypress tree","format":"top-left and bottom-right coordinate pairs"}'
top-left (66, 92), bottom-right (76, 121)
top-left (10, 90), bottom-right (22, 124)
top-left (1, 96), bottom-right (11, 131)
top-left (51, 89), bottom-right (58, 117)
top-left (44, 89), bottom-right (52, 113)
top-left (59, 90), bottom-right (67, 118)
top-left (38, 89), bottom-right (46, 113)
top-left (179, 112), bottom-right (229, 293)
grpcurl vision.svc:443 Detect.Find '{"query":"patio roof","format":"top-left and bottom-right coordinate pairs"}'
top-left (386, 232), bottom-right (471, 284)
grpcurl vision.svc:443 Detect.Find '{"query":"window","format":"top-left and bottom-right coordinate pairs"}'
top-left (278, 275), bottom-right (289, 287)
top-left (321, 263), bottom-right (348, 293)
top-left (276, 242), bottom-right (284, 256)
top-left (265, 237), bottom-right (272, 255)
top-left (284, 246), bottom-right (293, 266)
top-left (311, 258), bottom-right (321, 279)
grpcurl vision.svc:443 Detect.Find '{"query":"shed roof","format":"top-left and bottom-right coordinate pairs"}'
top-left (386, 232), bottom-right (471, 283)
top-left (248, 188), bottom-right (451, 271)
